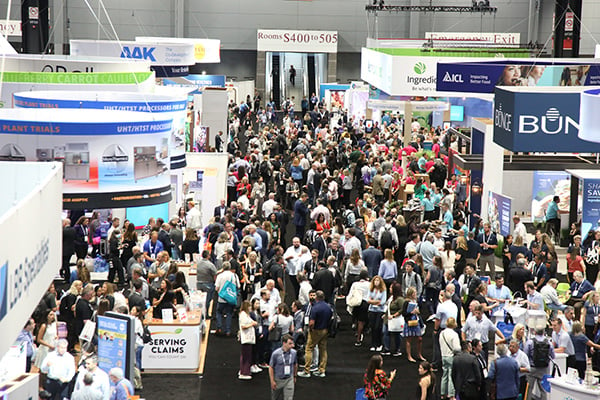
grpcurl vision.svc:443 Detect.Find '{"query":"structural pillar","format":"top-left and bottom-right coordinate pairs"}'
top-left (553, 0), bottom-right (583, 57)
top-left (21, 0), bottom-right (49, 53)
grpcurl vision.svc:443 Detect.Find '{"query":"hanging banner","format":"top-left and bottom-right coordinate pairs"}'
top-left (0, 108), bottom-right (173, 209)
top-left (0, 20), bottom-right (22, 36)
top-left (487, 191), bottom-right (512, 236)
top-left (137, 37), bottom-right (221, 63)
top-left (1, 54), bottom-right (150, 73)
top-left (257, 29), bottom-right (338, 53)
top-left (14, 90), bottom-right (188, 170)
top-left (437, 59), bottom-right (600, 93)
top-left (70, 40), bottom-right (196, 66)
top-left (492, 86), bottom-right (600, 153)
top-left (582, 178), bottom-right (600, 240)
top-left (531, 171), bottom-right (571, 222)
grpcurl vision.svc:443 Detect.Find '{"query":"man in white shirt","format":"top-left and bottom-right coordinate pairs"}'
top-left (41, 339), bottom-right (76, 400)
top-left (343, 229), bottom-right (362, 257)
top-left (541, 278), bottom-right (567, 314)
top-left (513, 215), bottom-right (527, 244)
top-left (284, 237), bottom-right (305, 297)
top-left (74, 355), bottom-right (110, 400)
top-left (310, 198), bottom-right (331, 222)
top-left (262, 193), bottom-right (278, 219)
top-left (186, 201), bottom-right (202, 231)
top-left (551, 318), bottom-right (575, 370)
top-left (462, 304), bottom-right (505, 361)
top-left (559, 306), bottom-right (576, 333)
top-left (509, 338), bottom-right (530, 396)
top-left (439, 317), bottom-right (461, 399)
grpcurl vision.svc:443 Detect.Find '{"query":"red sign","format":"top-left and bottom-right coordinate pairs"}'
top-left (565, 11), bottom-right (574, 32)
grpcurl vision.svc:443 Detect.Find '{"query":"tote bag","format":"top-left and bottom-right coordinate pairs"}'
top-left (218, 278), bottom-right (238, 305)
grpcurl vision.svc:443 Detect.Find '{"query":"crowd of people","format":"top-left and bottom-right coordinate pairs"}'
top-left (23, 99), bottom-right (600, 400)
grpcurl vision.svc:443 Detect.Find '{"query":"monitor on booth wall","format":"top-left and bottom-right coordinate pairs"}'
top-left (450, 105), bottom-right (464, 122)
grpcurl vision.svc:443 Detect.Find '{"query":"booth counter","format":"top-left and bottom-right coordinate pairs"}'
top-left (142, 308), bottom-right (203, 372)
top-left (0, 373), bottom-right (39, 400)
top-left (550, 377), bottom-right (600, 400)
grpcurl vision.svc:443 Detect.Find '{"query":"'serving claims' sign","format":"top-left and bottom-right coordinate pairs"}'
top-left (492, 87), bottom-right (600, 153)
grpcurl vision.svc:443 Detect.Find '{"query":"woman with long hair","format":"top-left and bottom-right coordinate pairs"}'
top-left (403, 287), bottom-right (424, 363)
top-left (120, 222), bottom-right (138, 267)
top-left (382, 282), bottom-right (404, 356)
top-left (268, 213), bottom-right (281, 248)
top-left (363, 354), bottom-right (396, 400)
top-left (182, 228), bottom-right (200, 262)
top-left (582, 291), bottom-right (600, 340)
top-left (238, 300), bottom-right (258, 380)
top-left (378, 249), bottom-right (398, 289)
top-left (417, 361), bottom-right (436, 400)
top-left (152, 278), bottom-right (176, 319)
top-left (368, 276), bottom-right (388, 352)
top-left (425, 255), bottom-right (444, 315)
top-left (108, 229), bottom-right (125, 286)
top-left (440, 241), bottom-right (456, 273)
top-left (315, 213), bottom-right (331, 235)
top-left (571, 321), bottom-right (600, 378)
top-left (73, 216), bottom-right (90, 260)
top-left (34, 310), bottom-right (58, 371)
top-left (511, 323), bottom-right (527, 351)
top-left (346, 248), bottom-right (366, 293)
top-left (76, 259), bottom-right (90, 285)
top-left (454, 236), bottom-right (468, 277)
top-left (502, 234), bottom-right (513, 278)
top-left (567, 245), bottom-right (586, 283)
top-left (130, 305), bottom-right (146, 389)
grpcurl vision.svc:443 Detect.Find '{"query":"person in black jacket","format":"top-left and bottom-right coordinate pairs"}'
top-left (293, 193), bottom-right (310, 239)
top-left (62, 218), bottom-right (77, 282)
top-left (108, 229), bottom-right (126, 286)
top-left (452, 341), bottom-right (482, 400)
top-left (312, 262), bottom-right (336, 304)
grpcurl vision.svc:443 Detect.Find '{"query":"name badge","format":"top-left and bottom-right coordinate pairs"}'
top-left (284, 365), bottom-right (291, 376)
top-left (304, 316), bottom-right (309, 325)
top-left (573, 290), bottom-right (579, 297)
top-left (309, 272), bottom-right (314, 280)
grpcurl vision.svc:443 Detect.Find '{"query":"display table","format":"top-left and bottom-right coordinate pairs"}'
top-left (549, 377), bottom-right (600, 400)
top-left (492, 305), bottom-right (527, 326)
top-left (0, 373), bottom-right (38, 400)
top-left (142, 308), bottom-right (203, 372)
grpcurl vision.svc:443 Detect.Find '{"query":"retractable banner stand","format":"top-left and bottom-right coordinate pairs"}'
top-left (0, 109), bottom-right (173, 209)
top-left (14, 90), bottom-right (188, 170)
top-left (487, 191), bottom-right (512, 237)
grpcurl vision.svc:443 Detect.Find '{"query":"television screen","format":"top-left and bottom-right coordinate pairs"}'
top-left (450, 105), bottom-right (464, 122)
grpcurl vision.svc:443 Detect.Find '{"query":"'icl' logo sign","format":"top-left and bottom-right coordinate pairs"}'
top-left (120, 46), bottom-right (157, 62)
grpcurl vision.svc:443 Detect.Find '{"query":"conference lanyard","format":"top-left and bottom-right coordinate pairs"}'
top-left (149, 242), bottom-right (158, 258)
top-left (281, 351), bottom-right (292, 376)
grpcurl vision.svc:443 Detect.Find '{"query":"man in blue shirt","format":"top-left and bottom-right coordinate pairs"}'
top-left (362, 238), bottom-right (382, 278)
top-left (269, 334), bottom-right (297, 400)
top-left (567, 271), bottom-right (595, 320)
top-left (532, 254), bottom-right (549, 291)
top-left (545, 195), bottom-right (562, 244)
top-left (108, 368), bottom-right (134, 400)
top-left (441, 203), bottom-right (454, 234)
top-left (298, 291), bottom-right (333, 378)
top-left (487, 275), bottom-right (512, 314)
top-left (488, 344), bottom-right (520, 400)
top-left (143, 231), bottom-right (164, 267)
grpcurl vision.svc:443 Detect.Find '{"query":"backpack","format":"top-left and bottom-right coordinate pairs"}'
top-left (328, 306), bottom-right (339, 338)
top-left (141, 325), bottom-right (152, 344)
top-left (532, 338), bottom-right (550, 368)
top-left (380, 226), bottom-right (394, 249)
top-left (260, 161), bottom-right (271, 177)
top-left (343, 210), bottom-right (354, 228)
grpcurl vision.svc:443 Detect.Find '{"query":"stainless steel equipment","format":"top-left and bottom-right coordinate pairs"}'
top-left (64, 143), bottom-right (90, 181)
top-left (134, 146), bottom-right (167, 182)
top-left (36, 148), bottom-right (54, 161)
top-left (0, 143), bottom-right (26, 161)
top-left (102, 144), bottom-right (129, 173)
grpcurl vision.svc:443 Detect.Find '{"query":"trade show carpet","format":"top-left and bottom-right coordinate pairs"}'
top-left (141, 303), bottom-right (433, 400)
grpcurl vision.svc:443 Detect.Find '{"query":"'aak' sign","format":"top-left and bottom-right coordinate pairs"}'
top-left (492, 87), bottom-right (600, 153)
top-left (69, 40), bottom-right (195, 66)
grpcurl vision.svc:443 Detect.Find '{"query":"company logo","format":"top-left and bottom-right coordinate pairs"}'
top-left (443, 71), bottom-right (464, 83)
top-left (41, 64), bottom-right (95, 73)
top-left (120, 46), bottom-right (157, 62)
top-left (0, 262), bottom-right (7, 322)
top-left (413, 62), bottom-right (427, 74)
top-left (494, 103), bottom-right (512, 131)
top-left (194, 44), bottom-right (205, 60)
top-left (519, 107), bottom-right (579, 135)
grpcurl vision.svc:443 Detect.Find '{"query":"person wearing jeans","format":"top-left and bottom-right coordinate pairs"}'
top-left (197, 250), bottom-right (217, 318)
top-left (215, 262), bottom-right (240, 336)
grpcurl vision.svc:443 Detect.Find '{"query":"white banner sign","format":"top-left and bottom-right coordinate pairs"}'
top-left (137, 37), bottom-right (221, 63)
top-left (1, 54), bottom-right (150, 73)
top-left (142, 324), bottom-right (200, 369)
top-left (0, 162), bottom-right (62, 359)
top-left (0, 20), bottom-right (21, 37)
top-left (425, 32), bottom-right (521, 46)
top-left (257, 29), bottom-right (338, 53)
top-left (70, 40), bottom-right (196, 66)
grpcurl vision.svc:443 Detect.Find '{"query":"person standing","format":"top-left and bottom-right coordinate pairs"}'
top-left (108, 368), bottom-right (134, 400)
top-left (214, 262), bottom-right (241, 336)
top-left (15, 318), bottom-right (36, 373)
top-left (545, 196), bottom-right (562, 244)
top-left (40, 339), bottom-right (76, 400)
top-left (363, 355), bottom-right (396, 400)
top-left (523, 328), bottom-right (554, 400)
top-left (417, 361), bottom-right (436, 400)
top-left (439, 317), bottom-right (460, 399)
top-left (62, 218), bottom-right (76, 282)
top-left (293, 193), bottom-right (309, 239)
top-left (488, 344), bottom-right (520, 400)
top-left (73, 355), bottom-right (111, 400)
top-left (477, 223), bottom-right (498, 277)
top-left (186, 200), bottom-right (202, 232)
top-left (452, 341), bottom-right (482, 400)
top-left (269, 334), bottom-right (297, 400)
top-left (239, 300), bottom-right (258, 380)
top-left (71, 373), bottom-right (103, 400)
top-left (298, 290), bottom-right (332, 378)
top-left (289, 65), bottom-right (296, 86)
top-left (197, 250), bottom-right (218, 318)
